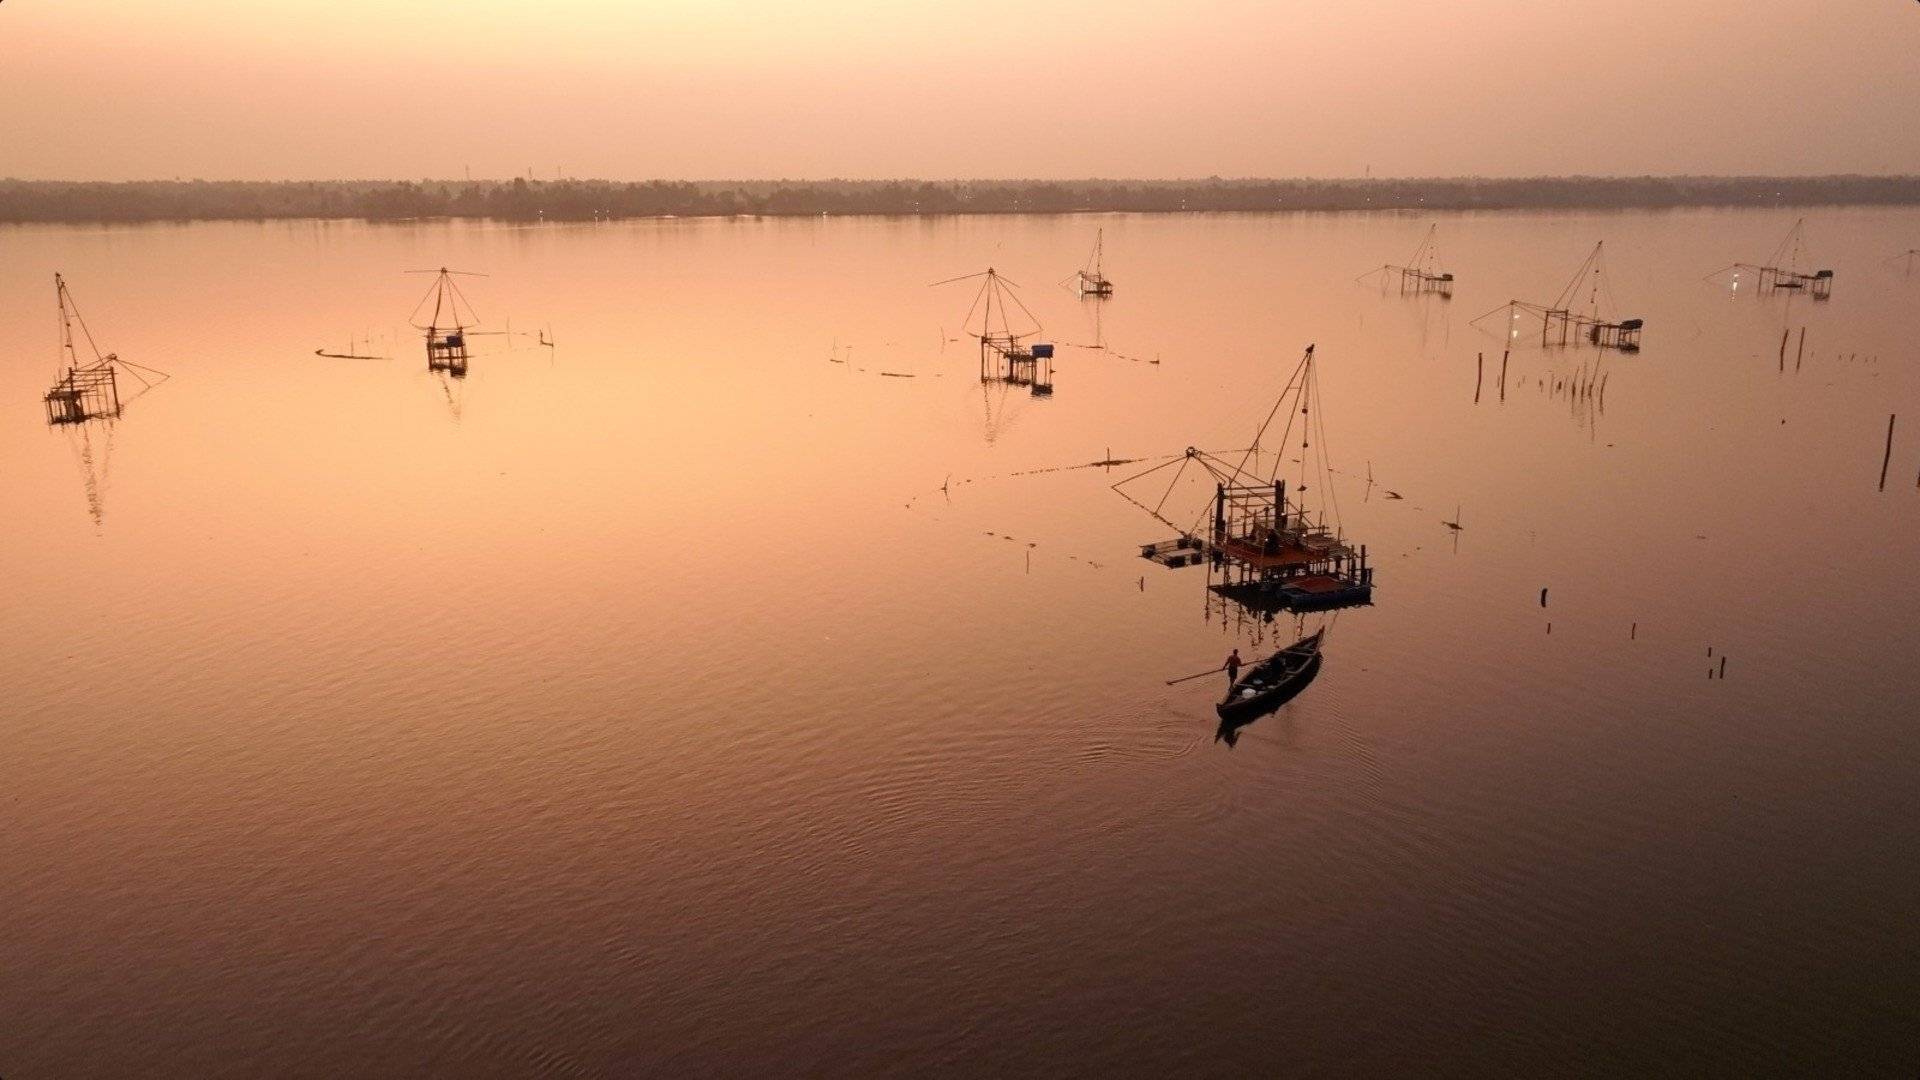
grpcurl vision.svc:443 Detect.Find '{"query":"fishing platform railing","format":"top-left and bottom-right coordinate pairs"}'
top-left (44, 363), bottom-right (121, 425)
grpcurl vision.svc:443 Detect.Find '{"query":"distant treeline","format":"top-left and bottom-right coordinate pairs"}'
top-left (5, 175), bottom-right (1920, 223)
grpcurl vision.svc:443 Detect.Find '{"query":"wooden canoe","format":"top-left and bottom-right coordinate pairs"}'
top-left (1216, 629), bottom-right (1324, 723)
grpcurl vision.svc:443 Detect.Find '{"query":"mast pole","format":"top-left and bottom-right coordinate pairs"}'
top-left (430, 269), bottom-right (448, 332)
top-left (984, 272), bottom-right (994, 341)
top-left (982, 271), bottom-right (995, 375)
top-left (1300, 352), bottom-right (1313, 518)
top-left (1588, 243), bottom-right (1602, 321)
top-left (56, 273), bottom-right (73, 373)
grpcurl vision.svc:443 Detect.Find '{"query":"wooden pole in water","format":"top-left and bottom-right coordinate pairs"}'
top-left (1795, 327), bottom-right (1806, 372)
top-left (1881, 414), bottom-right (1897, 491)
top-left (1475, 352), bottom-right (1484, 404)
top-left (1779, 329), bottom-right (1788, 373)
top-left (1499, 349), bottom-right (1509, 402)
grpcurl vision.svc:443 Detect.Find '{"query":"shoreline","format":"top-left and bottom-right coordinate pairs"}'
top-left (5, 175), bottom-right (1920, 225)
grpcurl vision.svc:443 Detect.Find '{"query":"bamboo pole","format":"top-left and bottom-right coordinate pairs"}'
top-left (1166, 665), bottom-right (1230, 686)
top-left (1881, 414), bottom-right (1897, 491)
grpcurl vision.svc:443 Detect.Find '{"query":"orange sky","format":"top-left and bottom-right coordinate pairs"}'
top-left (4, 0), bottom-right (1919, 180)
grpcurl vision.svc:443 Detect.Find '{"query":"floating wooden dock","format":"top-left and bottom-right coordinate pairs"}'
top-left (1396, 268), bottom-right (1454, 295)
top-left (1129, 473), bottom-right (1375, 609)
top-left (1543, 310), bottom-right (1643, 351)
top-left (1140, 536), bottom-right (1211, 568)
top-left (1206, 479), bottom-right (1373, 608)
top-left (1757, 266), bottom-right (1833, 299)
top-left (1211, 571), bottom-right (1373, 614)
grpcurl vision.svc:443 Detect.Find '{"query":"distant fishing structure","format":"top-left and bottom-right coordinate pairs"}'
top-left (1360, 223), bottom-right (1454, 296)
top-left (407, 267), bottom-right (486, 377)
top-left (934, 267), bottom-right (1055, 395)
top-left (315, 332), bottom-right (388, 360)
top-left (1709, 218), bottom-right (1833, 299)
top-left (41, 274), bottom-right (169, 526)
top-left (1884, 249), bottom-right (1920, 278)
top-left (42, 273), bottom-right (170, 425)
top-left (1074, 229), bottom-right (1114, 297)
top-left (1113, 344), bottom-right (1374, 613)
top-left (1471, 242), bottom-right (1643, 351)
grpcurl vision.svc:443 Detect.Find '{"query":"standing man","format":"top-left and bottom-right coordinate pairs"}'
top-left (1224, 648), bottom-right (1243, 696)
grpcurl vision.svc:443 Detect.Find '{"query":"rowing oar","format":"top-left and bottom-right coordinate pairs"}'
top-left (1166, 665), bottom-right (1232, 686)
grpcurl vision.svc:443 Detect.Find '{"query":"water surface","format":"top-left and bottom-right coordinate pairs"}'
top-left (3, 209), bottom-right (1917, 1077)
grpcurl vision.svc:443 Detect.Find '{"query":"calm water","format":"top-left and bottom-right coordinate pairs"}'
top-left (3, 209), bottom-right (1918, 1077)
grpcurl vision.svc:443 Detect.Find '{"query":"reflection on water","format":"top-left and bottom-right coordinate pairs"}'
top-left (61, 420), bottom-right (114, 527)
top-left (3, 208), bottom-right (1919, 1076)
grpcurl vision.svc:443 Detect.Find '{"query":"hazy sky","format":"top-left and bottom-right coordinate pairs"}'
top-left (5, 0), bottom-right (1919, 181)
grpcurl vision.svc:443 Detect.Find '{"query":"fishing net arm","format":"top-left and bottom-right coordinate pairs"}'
top-left (1110, 454), bottom-right (1190, 534)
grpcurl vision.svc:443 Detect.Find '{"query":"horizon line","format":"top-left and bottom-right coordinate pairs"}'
top-left (8, 172), bottom-right (1920, 186)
